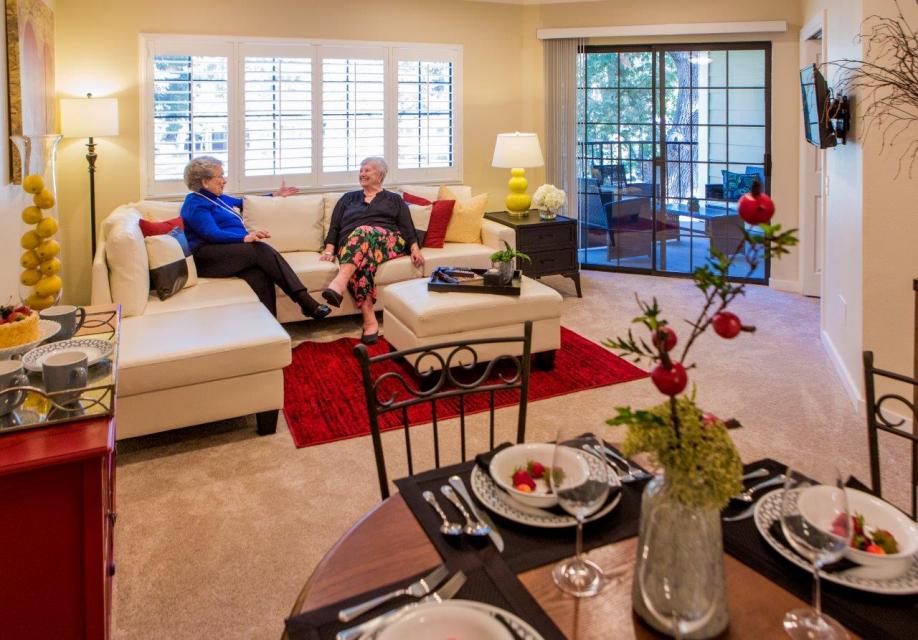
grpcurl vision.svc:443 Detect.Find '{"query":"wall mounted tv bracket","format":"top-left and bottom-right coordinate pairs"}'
top-left (827, 94), bottom-right (850, 145)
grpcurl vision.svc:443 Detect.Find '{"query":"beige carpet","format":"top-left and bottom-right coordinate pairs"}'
top-left (112, 271), bottom-right (903, 639)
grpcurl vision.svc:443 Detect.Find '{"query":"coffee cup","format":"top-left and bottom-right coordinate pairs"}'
top-left (0, 360), bottom-right (29, 416)
top-left (42, 351), bottom-right (88, 407)
top-left (40, 305), bottom-right (86, 341)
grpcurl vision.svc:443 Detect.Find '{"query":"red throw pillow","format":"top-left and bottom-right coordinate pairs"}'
top-left (403, 192), bottom-right (455, 249)
top-left (139, 216), bottom-right (184, 237)
top-left (423, 200), bottom-right (455, 248)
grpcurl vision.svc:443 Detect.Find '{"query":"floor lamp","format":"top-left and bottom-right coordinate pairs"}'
top-left (60, 93), bottom-right (119, 257)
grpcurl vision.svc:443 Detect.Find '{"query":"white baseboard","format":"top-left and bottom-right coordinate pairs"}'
top-left (820, 329), bottom-right (862, 410)
top-left (769, 278), bottom-right (803, 293)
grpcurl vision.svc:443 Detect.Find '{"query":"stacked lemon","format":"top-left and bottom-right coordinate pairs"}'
top-left (19, 174), bottom-right (61, 310)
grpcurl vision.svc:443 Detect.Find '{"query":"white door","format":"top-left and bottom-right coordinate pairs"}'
top-left (800, 22), bottom-right (826, 298)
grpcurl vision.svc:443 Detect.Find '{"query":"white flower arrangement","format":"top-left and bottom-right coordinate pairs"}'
top-left (532, 184), bottom-right (566, 212)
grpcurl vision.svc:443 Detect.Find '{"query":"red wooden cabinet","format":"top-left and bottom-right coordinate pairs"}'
top-left (0, 416), bottom-right (116, 639)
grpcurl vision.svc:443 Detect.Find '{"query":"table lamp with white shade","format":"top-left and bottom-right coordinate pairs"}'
top-left (60, 93), bottom-right (119, 256)
top-left (491, 132), bottom-right (544, 217)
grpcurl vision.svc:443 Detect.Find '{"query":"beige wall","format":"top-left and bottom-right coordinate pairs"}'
top-left (53, 0), bottom-right (531, 303)
top-left (49, 0), bottom-right (807, 304)
top-left (802, 0), bottom-right (917, 407)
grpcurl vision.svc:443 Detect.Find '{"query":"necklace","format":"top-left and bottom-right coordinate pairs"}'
top-left (193, 191), bottom-right (242, 220)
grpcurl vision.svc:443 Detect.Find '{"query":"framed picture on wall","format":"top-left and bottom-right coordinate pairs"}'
top-left (4, 0), bottom-right (55, 184)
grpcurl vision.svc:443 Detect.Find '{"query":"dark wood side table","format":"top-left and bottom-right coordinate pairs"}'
top-left (484, 211), bottom-right (582, 297)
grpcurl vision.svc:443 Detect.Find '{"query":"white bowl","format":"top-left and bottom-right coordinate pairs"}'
top-left (377, 601), bottom-right (512, 640)
top-left (489, 443), bottom-right (588, 509)
top-left (798, 485), bottom-right (918, 579)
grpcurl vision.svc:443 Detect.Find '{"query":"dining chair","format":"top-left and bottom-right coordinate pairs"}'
top-left (862, 350), bottom-right (918, 518)
top-left (354, 321), bottom-right (533, 500)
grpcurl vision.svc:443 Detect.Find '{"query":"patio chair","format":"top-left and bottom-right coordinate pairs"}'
top-left (354, 321), bottom-right (533, 499)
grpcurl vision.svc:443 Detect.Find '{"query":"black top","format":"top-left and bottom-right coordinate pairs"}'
top-left (324, 189), bottom-right (418, 250)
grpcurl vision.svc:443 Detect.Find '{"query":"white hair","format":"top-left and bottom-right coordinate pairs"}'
top-left (360, 156), bottom-right (388, 182)
top-left (184, 156), bottom-right (224, 191)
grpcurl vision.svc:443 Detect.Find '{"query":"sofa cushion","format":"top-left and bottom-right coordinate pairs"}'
top-left (420, 242), bottom-right (494, 275)
top-left (282, 251), bottom-right (340, 291)
top-left (145, 231), bottom-right (194, 300)
top-left (118, 302), bottom-right (291, 397)
top-left (133, 200), bottom-right (182, 221)
top-left (322, 192), bottom-right (346, 239)
top-left (440, 187), bottom-right (488, 243)
top-left (143, 278), bottom-right (258, 315)
top-left (406, 203), bottom-right (432, 247)
top-left (102, 209), bottom-right (149, 317)
top-left (243, 194), bottom-right (325, 252)
top-left (403, 192), bottom-right (455, 249)
top-left (375, 255), bottom-right (422, 285)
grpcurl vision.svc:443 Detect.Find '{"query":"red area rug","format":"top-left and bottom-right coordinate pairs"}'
top-left (283, 327), bottom-right (647, 448)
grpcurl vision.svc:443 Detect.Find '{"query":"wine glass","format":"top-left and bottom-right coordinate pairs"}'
top-left (549, 429), bottom-right (613, 597)
top-left (638, 503), bottom-right (718, 639)
top-left (780, 468), bottom-right (852, 640)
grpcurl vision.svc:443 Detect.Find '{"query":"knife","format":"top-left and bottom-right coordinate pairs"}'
top-left (448, 475), bottom-right (505, 552)
top-left (337, 563), bottom-right (449, 622)
top-left (335, 570), bottom-right (466, 640)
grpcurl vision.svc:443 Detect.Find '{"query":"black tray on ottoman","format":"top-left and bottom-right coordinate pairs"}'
top-left (427, 267), bottom-right (521, 296)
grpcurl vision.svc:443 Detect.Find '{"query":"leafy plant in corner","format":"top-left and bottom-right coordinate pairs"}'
top-left (603, 181), bottom-right (798, 508)
top-left (489, 240), bottom-right (531, 264)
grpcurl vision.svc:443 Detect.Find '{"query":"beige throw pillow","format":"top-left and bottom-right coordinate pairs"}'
top-left (242, 194), bottom-right (325, 252)
top-left (439, 186), bottom-right (488, 243)
top-left (103, 209), bottom-right (149, 317)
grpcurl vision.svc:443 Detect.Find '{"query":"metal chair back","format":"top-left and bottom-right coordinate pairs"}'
top-left (354, 321), bottom-right (533, 500)
top-left (862, 350), bottom-right (918, 518)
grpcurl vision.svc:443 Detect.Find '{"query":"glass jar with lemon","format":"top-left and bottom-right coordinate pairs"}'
top-left (14, 135), bottom-right (63, 309)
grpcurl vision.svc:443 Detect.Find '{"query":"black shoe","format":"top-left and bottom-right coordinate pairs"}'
top-left (310, 304), bottom-right (332, 319)
top-left (361, 331), bottom-right (379, 345)
top-left (322, 288), bottom-right (344, 308)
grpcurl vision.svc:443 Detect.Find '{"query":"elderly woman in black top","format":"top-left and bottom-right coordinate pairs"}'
top-left (320, 157), bottom-right (424, 344)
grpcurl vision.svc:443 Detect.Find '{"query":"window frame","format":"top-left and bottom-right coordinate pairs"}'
top-left (140, 34), bottom-right (462, 198)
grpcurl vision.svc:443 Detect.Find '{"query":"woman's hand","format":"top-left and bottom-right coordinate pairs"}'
top-left (272, 179), bottom-right (300, 198)
top-left (319, 243), bottom-right (337, 262)
top-left (244, 230), bottom-right (271, 243)
top-left (410, 244), bottom-right (425, 269)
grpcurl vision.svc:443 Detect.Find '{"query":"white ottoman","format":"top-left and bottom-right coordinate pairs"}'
top-left (381, 276), bottom-right (563, 370)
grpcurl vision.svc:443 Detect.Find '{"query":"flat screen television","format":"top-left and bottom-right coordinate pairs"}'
top-left (800, 64), bottom-right (837, 149)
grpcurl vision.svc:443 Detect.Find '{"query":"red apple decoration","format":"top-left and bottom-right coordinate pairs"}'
top-left (712, 312), bottom-right (742, 339)
top-left (651, 362), bottom-right (687, 396)
top-left (653, 326), bottom-right (678, 352)
top-left (737, 181), bottom-right (775, 225)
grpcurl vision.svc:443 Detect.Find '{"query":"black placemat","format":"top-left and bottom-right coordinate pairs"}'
top-left (394, 451), bottom-right (648, 574)
top-left (723, 459), bottom-right (918, 639)
top-left (284, 556), bottom-right (564, 640)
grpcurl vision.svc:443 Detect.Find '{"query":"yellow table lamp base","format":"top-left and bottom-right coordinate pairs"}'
top-left (505, 168), bottom-right (531, 217)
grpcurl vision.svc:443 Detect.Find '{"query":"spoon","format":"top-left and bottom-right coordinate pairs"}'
top-left (732, 474), bottom-right (787, 503)
top-left (422, 490), bottom-right (462, 536)
top-left (440, 485), bottom-right (491, 537)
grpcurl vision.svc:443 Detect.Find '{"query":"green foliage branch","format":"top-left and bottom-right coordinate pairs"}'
top-left (489, 240), bottom-right (531, 264)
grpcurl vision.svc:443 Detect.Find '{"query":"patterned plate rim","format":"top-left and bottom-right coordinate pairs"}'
top-left (753, 489), bottom-right (918, 595)
top-left (470, 465), bottom-right (622, 529)
top-left (368, 600), bottom-right (545, 640)
top-left (22, 337), bottom-right (114, 372)
top-left (0, 320), bottom-right (61, 359)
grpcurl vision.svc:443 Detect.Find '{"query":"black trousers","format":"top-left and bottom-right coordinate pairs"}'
top-left (193, 242), bottom-right (316, 317)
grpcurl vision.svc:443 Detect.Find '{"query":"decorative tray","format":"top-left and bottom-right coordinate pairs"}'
top-left (0, 307), bottom-right (119, 434)
top-left (427, 267), bottom-right (522, 296)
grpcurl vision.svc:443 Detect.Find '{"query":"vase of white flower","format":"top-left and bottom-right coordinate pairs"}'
top-left (532, 184), bottom-right (566, 220)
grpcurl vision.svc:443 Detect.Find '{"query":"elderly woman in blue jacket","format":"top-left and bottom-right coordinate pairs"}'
top-left (180, 156), bottom-right (330, 319)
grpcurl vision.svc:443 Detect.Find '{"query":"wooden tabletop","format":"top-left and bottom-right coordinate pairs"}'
top-left (290, 493), bottom-right (850, 639)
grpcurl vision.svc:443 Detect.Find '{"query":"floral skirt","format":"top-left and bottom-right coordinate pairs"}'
top-left (338, 226), bottom-right (406, 305)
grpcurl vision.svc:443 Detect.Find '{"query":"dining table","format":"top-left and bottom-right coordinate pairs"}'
top-left (286, 486), bottom-right (857, 639)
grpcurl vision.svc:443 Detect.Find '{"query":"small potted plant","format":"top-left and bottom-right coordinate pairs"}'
top-left (532, 184), bottom-right (566, 220)
top-left (489, 241), bottom-right (530, 285)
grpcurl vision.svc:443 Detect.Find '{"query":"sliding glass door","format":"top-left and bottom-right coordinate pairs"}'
top-left (576, 43), bottom-right (771, 282)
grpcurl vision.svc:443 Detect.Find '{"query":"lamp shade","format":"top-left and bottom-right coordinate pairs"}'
top-left (491, 132), bottom-right (544, 168)
top-left (60, 96), bottom-right (119, 138)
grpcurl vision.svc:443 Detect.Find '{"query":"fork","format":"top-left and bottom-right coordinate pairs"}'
top-left (337, 563), bottom-right (449, 622)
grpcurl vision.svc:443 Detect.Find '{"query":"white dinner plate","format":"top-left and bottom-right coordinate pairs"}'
top-left (0, 320), bottom-right (61, 360)
top-left (469, 465), bottom-right (622, 528)
top-left (22, 337), bottom-right (114, 372)
top-left (373, 600), bottom-right (544, 640)
top-left (754, 489), bottom-right (918, 595)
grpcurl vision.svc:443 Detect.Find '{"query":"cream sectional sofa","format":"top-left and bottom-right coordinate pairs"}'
top-left (91, 186), bottom-right (514, 440)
